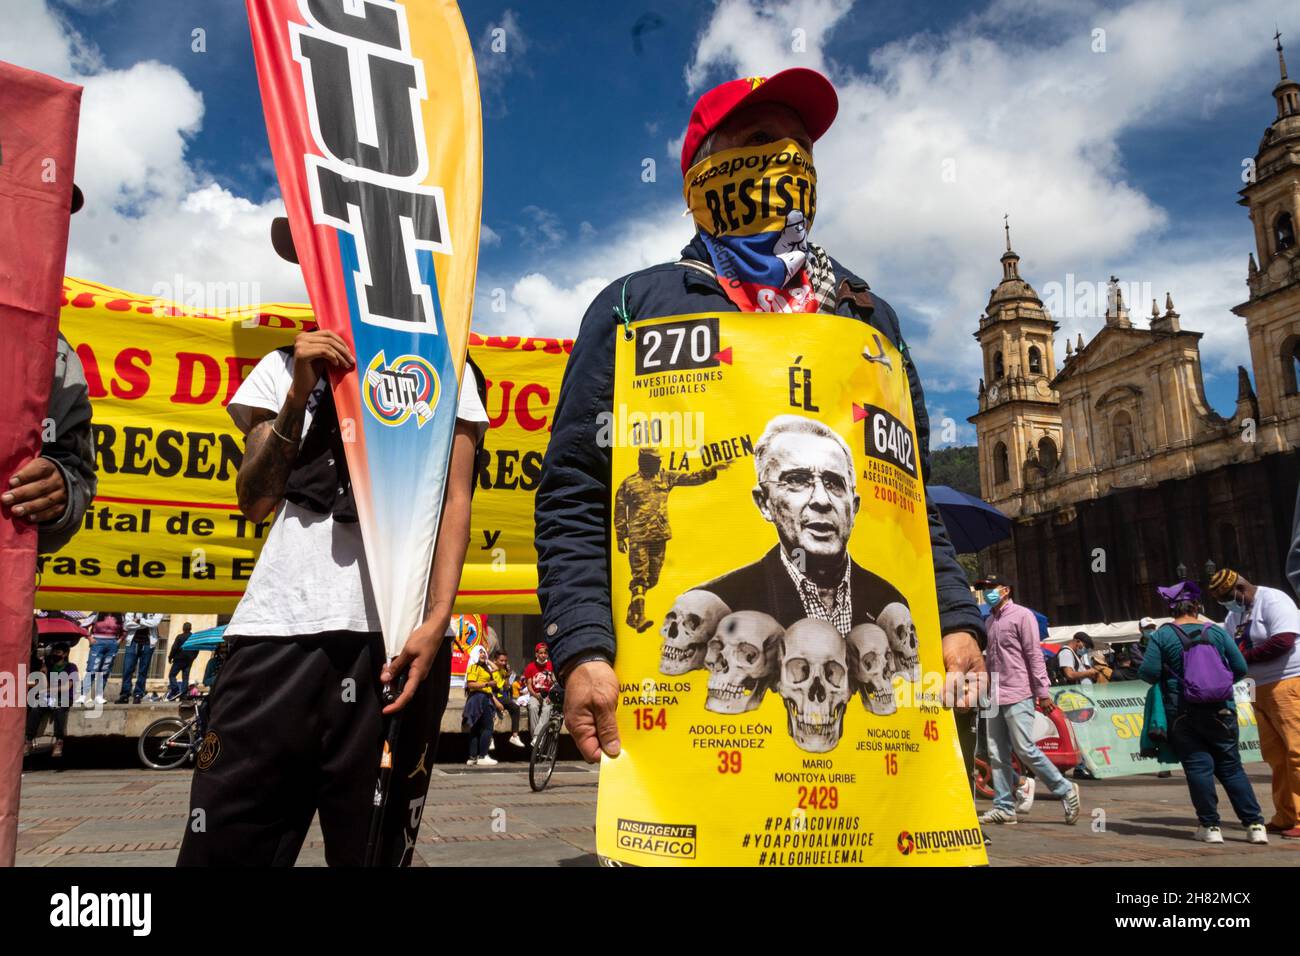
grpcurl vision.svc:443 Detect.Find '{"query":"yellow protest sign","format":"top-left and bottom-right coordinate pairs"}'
top-left (595, 312), bottom-right (985, 866)
top-left (42, 277), bottom-right (567, 614)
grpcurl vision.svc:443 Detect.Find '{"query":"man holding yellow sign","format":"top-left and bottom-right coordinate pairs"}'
top-left (535, 69), bottom-right (989, 866)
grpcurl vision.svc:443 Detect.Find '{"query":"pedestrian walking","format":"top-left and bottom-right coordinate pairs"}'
top-left (976, 575), bottom-right (1081, 826)
top-left (1139, 580), bottom-right (1269, 845)
top-left (1209, 568), bottom-right (1300, 839)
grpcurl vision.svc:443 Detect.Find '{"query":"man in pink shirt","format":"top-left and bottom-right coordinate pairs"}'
top-left (976, 576), bottom-right (1080, 826)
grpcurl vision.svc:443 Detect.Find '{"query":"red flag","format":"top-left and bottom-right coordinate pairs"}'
top-left (0, 61), bottom-right (81, 866)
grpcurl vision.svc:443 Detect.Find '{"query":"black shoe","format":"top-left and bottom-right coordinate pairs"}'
top-left (115, 696), bottom-right (129, 704)
top-left (132, 697), bottom-right (143, 704)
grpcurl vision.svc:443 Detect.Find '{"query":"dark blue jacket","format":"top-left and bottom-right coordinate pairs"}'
top-left (534, 236), bottom-right (986, 674)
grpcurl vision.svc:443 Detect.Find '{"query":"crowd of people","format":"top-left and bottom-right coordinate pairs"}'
top-left (973, 563), bottom-right (1299, 845)
top-left (461, 641), bottom-right (557, 767)
top-left (5, 58), bottom-right (1298, 868)
top-left (24, 612), bottom-right (209, 759)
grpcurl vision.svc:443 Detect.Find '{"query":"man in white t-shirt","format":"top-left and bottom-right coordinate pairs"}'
top-left (1056, 632), bottom-right (1098, 686)
top-left (1210, 567), bottom-right (1300, 839)
top-left (177, 327), bottom-right (488, 866)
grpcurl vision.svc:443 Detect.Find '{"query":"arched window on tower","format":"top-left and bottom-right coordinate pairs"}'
top-left (1283, 335), bottom-right (1300, 395)
top-left (993, 442), bottom-right (1009, 485)
top-left (1028, 346), bottom-right (1043, 375)
top-left (1277, 212), bottom-right (1296, 254)
top-left (993, 351), bottom-right (1005, 379)
top-left (1112, 409), bottom-right (1136, 461)
top-left (1037, 436), bottom-right (1059, 472)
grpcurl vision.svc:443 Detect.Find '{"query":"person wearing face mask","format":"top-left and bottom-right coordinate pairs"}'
top-left (24, 643), bottom-right (78, 760)
top-left (535, 69), bottom-right (987, 765)
top-left (972, 575), bottom-right (1080, 826)
top-left (1209, 568), bottom-right (1300, 839)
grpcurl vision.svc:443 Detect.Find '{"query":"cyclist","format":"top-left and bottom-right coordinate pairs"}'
top-left (523, 643), bottom-right (556, 747)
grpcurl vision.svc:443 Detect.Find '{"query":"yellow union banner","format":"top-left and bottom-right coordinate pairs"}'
top-left (596, 311), bottom-right (985, 866)
top-left (41, 276), bottom-right (566, 615)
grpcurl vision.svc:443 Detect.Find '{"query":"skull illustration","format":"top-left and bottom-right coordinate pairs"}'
top-left (847, 623), bottom-right (896, 716)
top-left (659, 590), bottom-right (731, 675)
top-left (704, 611), bottom-right (782, 713)
top-left (777, 619), bottom-right (851, 753)
top-left (877, 602), bottom-right (920, 682)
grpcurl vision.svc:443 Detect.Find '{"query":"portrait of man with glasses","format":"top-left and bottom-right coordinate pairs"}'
top-left (697, 414), bottom-right (907, 633)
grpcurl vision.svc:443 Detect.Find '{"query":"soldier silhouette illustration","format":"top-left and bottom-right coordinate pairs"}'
top-left (615, 447), bottom-right (726, 632)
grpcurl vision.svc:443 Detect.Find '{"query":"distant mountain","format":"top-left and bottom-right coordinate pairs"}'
top-left (930, 445), bottom-right (980, 497)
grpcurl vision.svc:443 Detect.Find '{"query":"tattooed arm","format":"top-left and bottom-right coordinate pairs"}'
top-left (235, 330), bottom-right (354, 523)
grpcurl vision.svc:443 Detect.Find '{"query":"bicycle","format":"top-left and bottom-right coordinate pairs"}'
top-left (138, 696), bottom-right (207, 770)
top-left (528, 684), bottom-right (565, 792)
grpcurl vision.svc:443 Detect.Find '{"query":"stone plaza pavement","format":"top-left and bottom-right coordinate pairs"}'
top-left (14, 761), bottom-right (1300, 866)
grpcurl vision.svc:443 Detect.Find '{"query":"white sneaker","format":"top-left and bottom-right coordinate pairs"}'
top-left (1063, 782), bottom-right (1081, 825)
top-left (509, 734), bottom-right (524, 748)
top-left (1194, 826), bottom-right (1224, 844)
top-left (75, 695), bottom-right (86, 705)
top-left (94, 694), bottom-right (105, 704)
top-left (979, 807), bottom-right (1018, 825)
top-left (1015, 778), bottom-right (1036, 813)
top-left (1246, 824), bottom-right (1269, 845)
top-left (476, 755), bottom-right (498, 767)
top-left (465, 757), bottom-right (478, 766)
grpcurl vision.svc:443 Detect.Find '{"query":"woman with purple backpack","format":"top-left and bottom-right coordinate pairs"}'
top-left (1139, 580), bottom-right (1269, 846)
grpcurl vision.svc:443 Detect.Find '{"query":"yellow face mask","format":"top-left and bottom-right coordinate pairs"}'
top-left (683, 138), bottom-right (817, 239)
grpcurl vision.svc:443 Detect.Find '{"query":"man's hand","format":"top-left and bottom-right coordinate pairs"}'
top-left (563, 659), bottom-right (620, 762)
top-left (3, 457), bottom-right (67, 523)
top-left (380, 618), bottom-right (445, 715)
top-left (941, 630), bottom-right (987, 711)
top-left (1037, 696), bottom-right (1055, 713)
top-left (289, 329), bottom-right (353, 405)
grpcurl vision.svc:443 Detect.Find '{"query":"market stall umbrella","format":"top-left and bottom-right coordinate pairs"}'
top-left (929, 485), bottom-right (1012, 555)
top-left (34, 616), bottom-right (87, 647)
top-left (182, 625), bottom-right (226, 652)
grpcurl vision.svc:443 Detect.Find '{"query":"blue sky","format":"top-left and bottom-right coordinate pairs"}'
top-left (6, 0), bottom-right (1297, 447)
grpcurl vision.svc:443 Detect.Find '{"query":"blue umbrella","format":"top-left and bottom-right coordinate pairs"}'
top-left (181, 625), bottom-right (227, 651)
top-left (929, 484), bottom-right (1012, 555)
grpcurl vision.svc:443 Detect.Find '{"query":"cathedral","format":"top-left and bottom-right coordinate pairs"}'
top-left (970, 37), bottom-right (1300, 624)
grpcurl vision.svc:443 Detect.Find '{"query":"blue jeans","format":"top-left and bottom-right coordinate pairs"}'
top-left (1168, 705), bottom-right (1264, 827)
top-left (467, 709), bottom-right (494, 758)
top-left (167, 658), bottom-right (194, 698)
top-left (82, 639), bottom-right (119, 698)
top-left (118, 642), bottom-right (154, 701)
top-left (987, 698), bottom-right (1073, 812)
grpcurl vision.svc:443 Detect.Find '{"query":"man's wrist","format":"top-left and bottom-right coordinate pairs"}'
top-left (560, 651), bottom-right (613, 682)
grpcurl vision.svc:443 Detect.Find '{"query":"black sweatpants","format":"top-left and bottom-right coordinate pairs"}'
top-left (177, 631), bottom-right (387, 867)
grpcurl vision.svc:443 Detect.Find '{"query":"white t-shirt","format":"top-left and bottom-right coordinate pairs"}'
top-left (1225, 585), bottom-right (1300, 686)
top-left (225, 350), bottom-right (488, 638)
top-left (1056, 646), bottom-right (1093, 685)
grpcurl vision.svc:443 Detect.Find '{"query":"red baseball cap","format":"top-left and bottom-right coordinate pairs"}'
top-left (680, 67), bottom-right (838, 176)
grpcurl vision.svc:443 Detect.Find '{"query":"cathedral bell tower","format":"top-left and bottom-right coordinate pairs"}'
top-left (1233, 32), bottom-right (1300, 449)
top-left (969, 219), bottom-right (1062, 512)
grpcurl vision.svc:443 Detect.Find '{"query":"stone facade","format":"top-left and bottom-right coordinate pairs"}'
top-left (970, 42), bottom-right (1300, 622)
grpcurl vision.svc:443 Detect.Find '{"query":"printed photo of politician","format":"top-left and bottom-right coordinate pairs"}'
top-left (654, 414), bottom-right (922, 753)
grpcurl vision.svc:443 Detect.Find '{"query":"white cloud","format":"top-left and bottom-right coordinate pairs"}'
top-left (475, 205), bottom-right (690, 337)
top-left (7, 0), bottom-right (306, 304)
top-left (679, 0), bottom-right (1291, 396)
top-left (495, 0), bottom-right (1289, 409)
